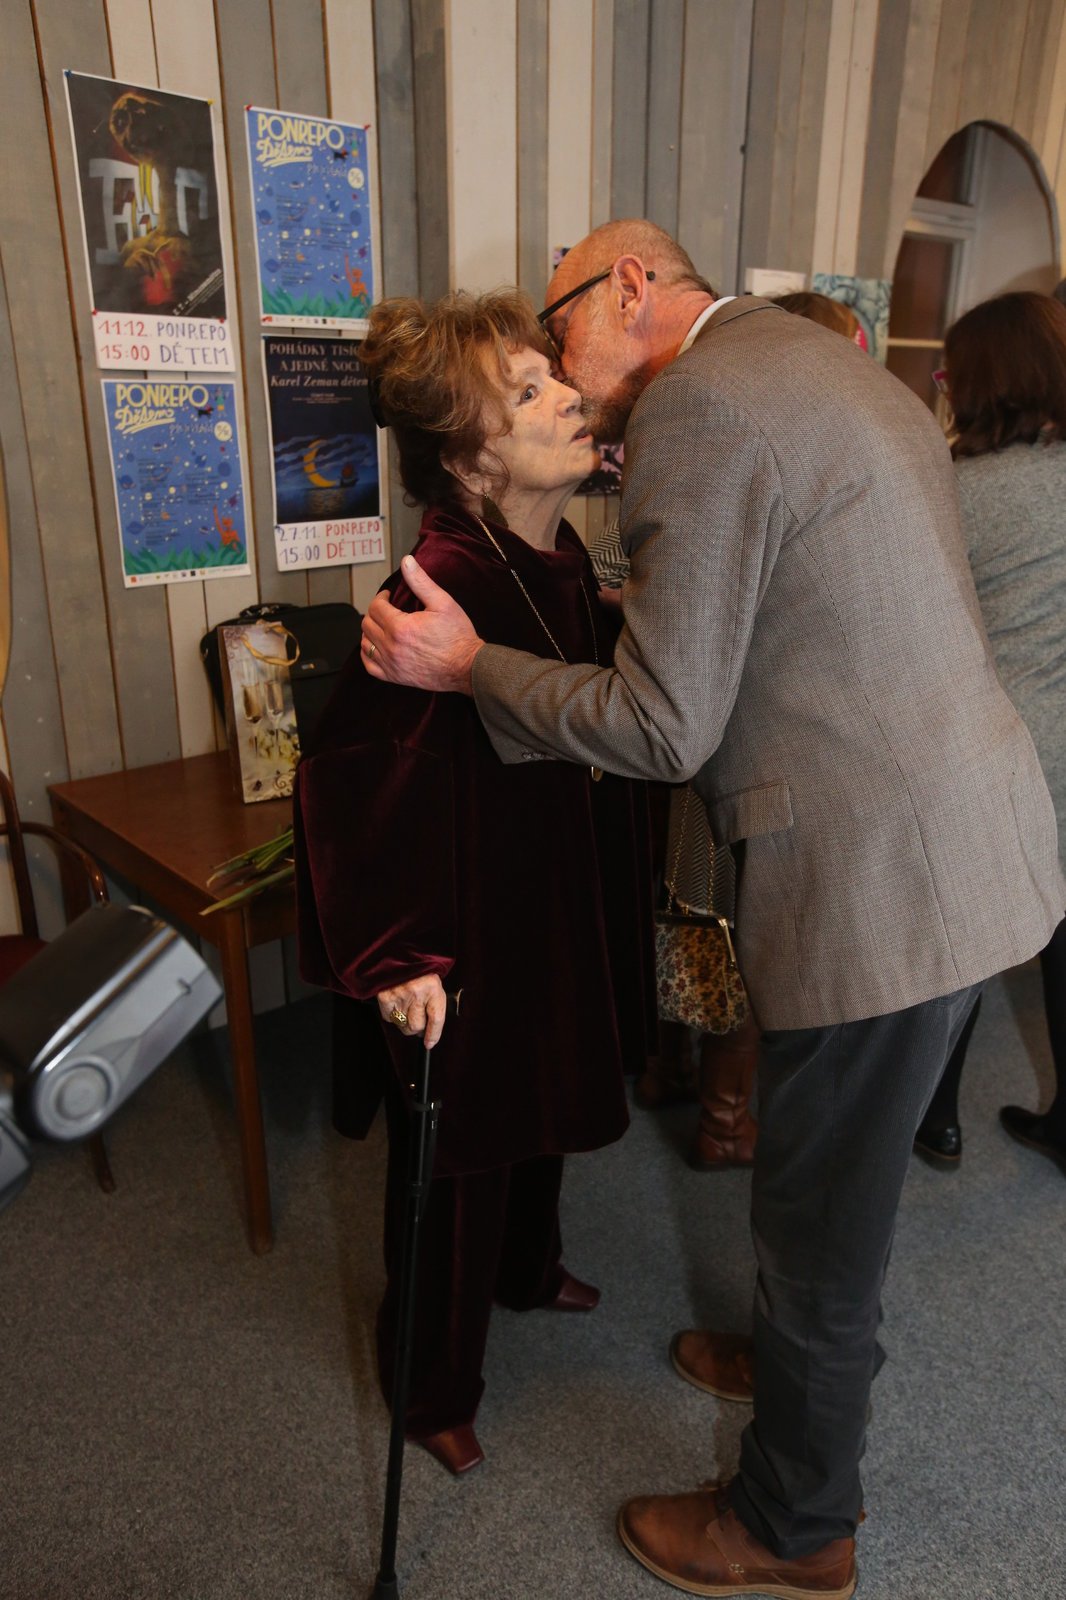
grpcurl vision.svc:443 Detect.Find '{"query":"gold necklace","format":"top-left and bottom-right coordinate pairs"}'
top-left (473, 514), bottom-right (604, 782)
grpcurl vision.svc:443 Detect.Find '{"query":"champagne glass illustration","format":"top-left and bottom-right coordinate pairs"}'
top-left (237, 656), bottom-right (264, 757)
top-left (261, 672), bottom-right (287, 764)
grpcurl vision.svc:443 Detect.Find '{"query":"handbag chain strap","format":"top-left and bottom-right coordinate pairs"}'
top-left (663, 787), bottom-right (739, 966)
top-left (472, 515), bottom-right (599, 669)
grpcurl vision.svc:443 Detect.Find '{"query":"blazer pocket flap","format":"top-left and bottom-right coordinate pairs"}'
top-left (707, 781), bottom-right (793, 844)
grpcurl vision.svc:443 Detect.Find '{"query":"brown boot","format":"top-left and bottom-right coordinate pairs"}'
top-left (690, 1014), bottom-right (760, 1169)
top-left (618, 1482), bottom-right (857, 1598)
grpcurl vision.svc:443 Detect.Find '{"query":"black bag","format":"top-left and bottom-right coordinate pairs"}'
top-left (199, 601), bottom-right (361, 743)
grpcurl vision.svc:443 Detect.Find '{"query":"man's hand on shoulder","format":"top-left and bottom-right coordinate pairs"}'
top-left (361, 555), bottom-right (485, 695)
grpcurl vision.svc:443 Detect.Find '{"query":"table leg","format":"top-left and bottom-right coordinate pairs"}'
top-left (50, 802), bottom-right (96, 924)
top-left (52, 803), bottom-right (116, 1197)
top-left (87, 1132), bottom-right (116, 1193)
top-left (216, 912), bottom-right (274, 1254)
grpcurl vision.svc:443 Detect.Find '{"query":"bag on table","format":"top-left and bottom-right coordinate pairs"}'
top-left (200, 601), bottom-right (360, 743)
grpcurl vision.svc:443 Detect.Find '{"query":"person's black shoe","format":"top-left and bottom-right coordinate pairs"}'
top-left (913, 1123), bottom-right (962, 1165)
top-left (999, 1105), bottom-right (1066, 1173)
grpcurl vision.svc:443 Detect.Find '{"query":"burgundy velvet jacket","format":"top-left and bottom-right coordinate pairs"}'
top-left (294, 505), bottom-right (655, 1176)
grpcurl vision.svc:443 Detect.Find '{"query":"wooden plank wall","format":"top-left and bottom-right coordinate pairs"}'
top-left (2, 0), bottom-right (1065, 975)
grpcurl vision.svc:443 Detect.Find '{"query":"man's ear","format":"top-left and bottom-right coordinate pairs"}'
top-left (612, 256), bottom-right (651, 330)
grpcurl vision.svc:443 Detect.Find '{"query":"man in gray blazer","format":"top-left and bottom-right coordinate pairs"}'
top-left (362, 221), bottom-right (1064, 1598)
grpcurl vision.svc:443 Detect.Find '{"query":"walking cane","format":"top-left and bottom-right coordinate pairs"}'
top-left (370, 992), bottom-right (458, 1600)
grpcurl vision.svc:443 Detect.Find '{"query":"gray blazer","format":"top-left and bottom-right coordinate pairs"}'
top-left (472, 299), bottom-right (1064, 1028)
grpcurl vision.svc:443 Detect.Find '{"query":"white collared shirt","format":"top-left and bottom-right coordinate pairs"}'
top-left (677, 296), bottom-right (737, 356)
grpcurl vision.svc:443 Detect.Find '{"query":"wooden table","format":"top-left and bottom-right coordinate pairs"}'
top-left (49, 751), bottom-right (294, 1254)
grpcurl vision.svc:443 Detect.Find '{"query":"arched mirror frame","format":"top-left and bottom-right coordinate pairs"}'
top-left (885, 120), bottom-right (1061, 420)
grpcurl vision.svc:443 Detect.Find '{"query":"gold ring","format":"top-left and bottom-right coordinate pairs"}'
top-left (390, 1008), bottom-right (408, 1027)
top-left (367, 641), bottom-right (377, 658)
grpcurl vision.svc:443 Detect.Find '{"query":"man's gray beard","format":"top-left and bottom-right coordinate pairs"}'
top-left (583, 362), bottom-right (656, 444)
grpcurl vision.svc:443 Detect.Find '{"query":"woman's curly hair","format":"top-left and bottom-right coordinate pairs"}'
top-left (358, 288), bottom-right (554, 505)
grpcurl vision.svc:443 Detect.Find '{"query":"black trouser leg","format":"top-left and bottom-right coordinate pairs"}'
top-left (730, 984), bottom-right (980, 1559)
top-left (1038, 919), bottom-right (1066, 1138)
top-left (492, 1154), bottom-right (566, 1310)
top-left (917, 991), bottom-right (983, 1132)
top-left (377, 1083), bottom-right (566, 1436)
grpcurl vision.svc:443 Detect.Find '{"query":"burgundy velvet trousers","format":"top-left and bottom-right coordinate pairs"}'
top-left (377, 1081), bottom-right (567, 1437)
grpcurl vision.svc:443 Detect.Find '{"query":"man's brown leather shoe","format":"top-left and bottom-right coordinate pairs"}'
top-left (618, 1484), bottom-right (857, 1598)
top-left (671, 1330), bottom-right (754, 1402)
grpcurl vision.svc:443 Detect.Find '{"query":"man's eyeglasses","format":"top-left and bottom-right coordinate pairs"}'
top-left (538, 268), bottom-right (655, 362)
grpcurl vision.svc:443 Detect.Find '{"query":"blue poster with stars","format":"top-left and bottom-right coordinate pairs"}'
top-left (246, 107), bottom-right (374, 328)
top-left (102, 377), bottom-right (250, 586)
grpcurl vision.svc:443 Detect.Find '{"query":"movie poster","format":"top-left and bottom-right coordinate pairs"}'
top-left (247, 108), bottom-right (374, 327)
top-left (263, 336), bottom-right (384, 570)
top-left (65, 72), bottom-right (234, 371)
top-left (811, 274), bottom-right (892, 362)
top-left (103, 378), bottom-right (250, 586)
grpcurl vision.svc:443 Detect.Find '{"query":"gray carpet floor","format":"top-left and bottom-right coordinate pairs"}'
top-left (3, 962), bottom-right (1065, 1600)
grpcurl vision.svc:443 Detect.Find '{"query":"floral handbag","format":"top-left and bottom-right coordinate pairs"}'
top-left (654, 787), bottom-right (750, 1035)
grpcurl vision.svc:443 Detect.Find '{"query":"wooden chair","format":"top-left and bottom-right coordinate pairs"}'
top-left (0, 766), bottom-right (115, 1189)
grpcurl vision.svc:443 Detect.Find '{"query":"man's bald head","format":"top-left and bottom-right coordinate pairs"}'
top-left (547, 220), bottom-right (715, 305)
top-left (543, 220), bottom-right (717, 443)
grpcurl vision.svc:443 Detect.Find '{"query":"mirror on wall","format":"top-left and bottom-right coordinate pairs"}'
top-left (886, 122), bottom-right (1059, 415)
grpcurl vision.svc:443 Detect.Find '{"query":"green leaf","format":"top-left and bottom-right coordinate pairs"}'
top-left (201, 861), bottom-right (295, 916)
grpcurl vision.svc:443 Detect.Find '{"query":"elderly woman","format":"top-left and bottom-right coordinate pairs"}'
top-left (294, 289), bottom-right (654, 1473)
top-left (914, 291), bottom-right (1066, 1168)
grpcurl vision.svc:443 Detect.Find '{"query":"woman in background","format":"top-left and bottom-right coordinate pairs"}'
top-left (770, 289), bottom-right (864, 345)
top-left (295, 290), bottom-right (654, 1473)
top-left (915, 292), bottom-right (1066, 1168)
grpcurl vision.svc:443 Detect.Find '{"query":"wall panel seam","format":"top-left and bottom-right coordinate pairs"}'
top-left (268, 0), bottom-right (282, 98)
top-left (0, 243), bottom-right (74, 785)
top-left (28, 2), bottom-right (127, 768)
top-left (149, 0), bottom-right (161, 82)
top-left (213, 0), bottom-right (266, 608)
top-left (321, 0), bottom-right (331, 105)
top-left (787, 0), bottom-right (813, 266)
top-left (1011, 0), bottom-right (1036, 129)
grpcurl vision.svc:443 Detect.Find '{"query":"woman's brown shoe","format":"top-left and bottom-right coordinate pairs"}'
top-left (411, 1424), bottom-right (484, 1475)
top-left (544, 1269), bottom-right (600, 1312)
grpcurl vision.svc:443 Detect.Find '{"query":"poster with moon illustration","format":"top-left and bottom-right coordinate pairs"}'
top-left (102, 378), bottom-right (250, 586)
top-left (64, 72), bottom-right (234, 371)
top-left (246, 108), bottom-right (374, 328)
top-left (263, 336), bottom-right (385, 571)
